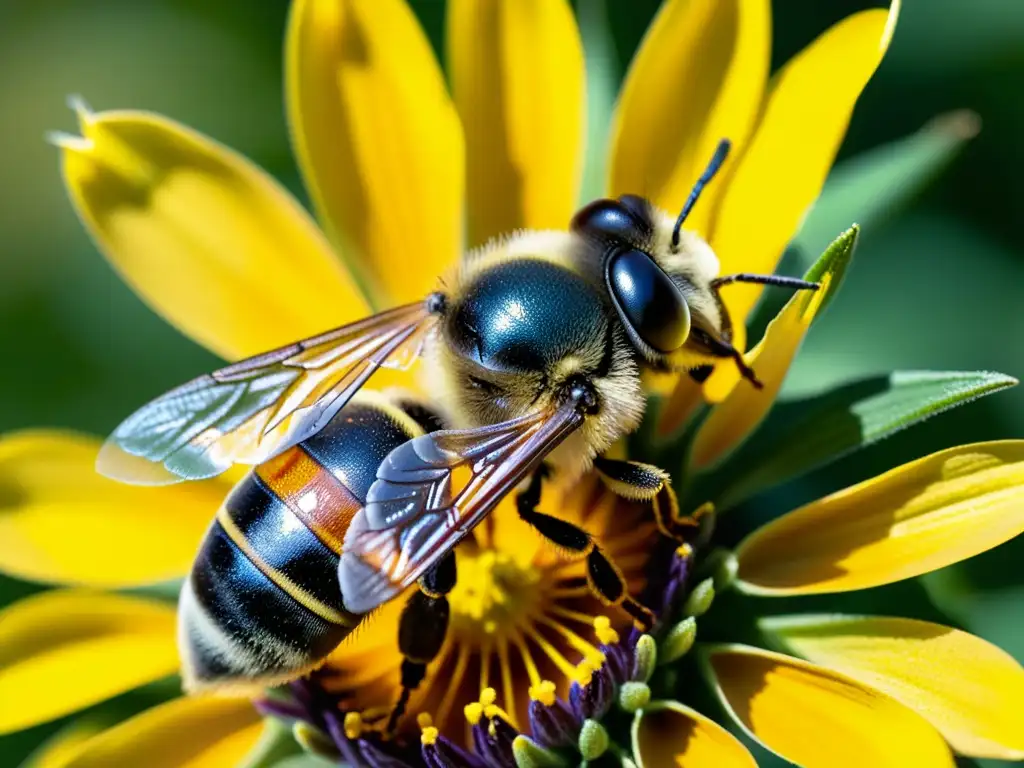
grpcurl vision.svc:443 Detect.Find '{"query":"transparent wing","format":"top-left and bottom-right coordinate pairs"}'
top-left (337, 402), bottom-right (585, 613)
top-left (97, 301), bottom-right (437, 485)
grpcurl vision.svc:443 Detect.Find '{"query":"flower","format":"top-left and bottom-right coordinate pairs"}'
top-left (3, 0), bottom-right (1023, 767)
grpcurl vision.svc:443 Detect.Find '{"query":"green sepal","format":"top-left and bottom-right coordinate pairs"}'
top-left (578, 719), bottom-right (610, 760)
top-left (683, 578), bottom-right (715, 618)
top-left (291, 721), bottom-right (339, 761)
top-left (632, 634), bottom-right (657, 683)
top-left (512, 734), bottom-right (568, 767)
top-left (659, 617), bottom-right (697, 666)
top-left (618, 681), bottom-right (652, 713)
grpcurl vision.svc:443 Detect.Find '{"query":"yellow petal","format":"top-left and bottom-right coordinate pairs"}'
top-left (0, 430), bottom-right (228, 586)
top-left (690, 227), bottom-right (857, 470)
top-left (707, 645), bottom-right (954, 768)
top-left (764, 615), bottom-right (1024, 760)
top-left (736, 441), bottom-right (1024, 595)
top-left (55, 102), bottom-right (366, 361)
top-left (20, 719), bottom-right (106, 768)
top-left (448, 0), bottom-right (584, 247)
top-left (608, 0), bottom-right (770, 237)
top-left (65, 696), bottom-right (262, 768)
top-left (699, 321), bottom-right (746, 405)
top-left (287, 0), bottom-right (463, 307)
top-left (709, 2), bottom-right (899, 330)
top-left (655, 374), bottom-right (704, 439)
top-left (631, 700), bottom-right (756, 768)
top-left (0, 591), bottom-right (178, 735)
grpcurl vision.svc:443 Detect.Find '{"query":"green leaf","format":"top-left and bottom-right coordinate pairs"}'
top-left (710, 370), bottom-right (1017, 509)
top-left (793, 110), bottom-right (980, 267)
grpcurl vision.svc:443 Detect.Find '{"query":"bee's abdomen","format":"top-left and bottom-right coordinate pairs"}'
top-left (179, 400), bottom-right (423, 691)
top-left (180, 445), bottom-right (363, 690)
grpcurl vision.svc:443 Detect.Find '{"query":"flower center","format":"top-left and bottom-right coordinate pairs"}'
top-left (448, 550), bottom-right (543, 641)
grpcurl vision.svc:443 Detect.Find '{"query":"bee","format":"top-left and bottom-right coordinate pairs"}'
top-left (177, 390), bottom-right (456, 719)
top-left (99, 139), bottom-right (817, 719)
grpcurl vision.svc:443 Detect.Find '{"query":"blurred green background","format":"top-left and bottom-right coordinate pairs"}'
top-left (1, 1), bottom-right (1022, 765)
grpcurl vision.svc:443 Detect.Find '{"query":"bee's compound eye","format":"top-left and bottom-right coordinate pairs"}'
top-left (571, 198), bottom-right (652, 243)
top-left (608, 249), bottom-right (691, 353)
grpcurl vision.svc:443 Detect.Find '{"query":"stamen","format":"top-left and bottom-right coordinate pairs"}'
top-left (535, 614), bottom-right (605, 666)
top-left (528, 680), bottom-right (558, 707)
top-left (420, 726), bottom-right (439, 746)
top-left (548, 605), bottom-right (602, 627)
top-left (593, 616), bottom-right (620, 646)
top-left (522, 623), bottom-right (583, 677)
top-left (464, 702), bottom-right (484, 726)
top-left (479, 638), bottom-right (492, 692)
top-left (510, 631), bottom-right (543, 687)
top-left (343, 712), bottom-right (363, 741)
top-left (496, 638), bottom-right (518, 727)
top-left (573, 658), bottom-right (598, 687)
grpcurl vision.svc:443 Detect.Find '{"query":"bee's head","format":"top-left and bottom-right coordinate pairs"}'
top-left (570, 140), bottom-right (734, 371)
top-left (571, 194), bottom-right (694, 367)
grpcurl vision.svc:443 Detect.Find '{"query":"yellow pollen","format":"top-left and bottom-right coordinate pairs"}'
top-left (573, 658), bottom-right (598, 687)
top-left (480, 688), bottom-right (498, 707)
top-left (676, 542), bottom-right (694, 559)
top-left (417, 713), bottom-right (434, 730)
top-left (593, 616), bottom-right (620, 645)
top-left (343, 712), bottom-right (363, 741)
top-left (449, 550), bottom-right (543, 642)
top-left (464, 702), bottom-right (484, 726)
top-left (529, 680), bottom-right (558, 707)
top-left (421, 726), bottom-right (439, 746)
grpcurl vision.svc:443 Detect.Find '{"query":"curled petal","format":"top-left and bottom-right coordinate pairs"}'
top-left (631, 700), bottom-right (756, 768)
top-left (710, 2), bottom-right (899, 327)
top-left (55, 102), bottom-right (366, 361)
top-left (690, 227), bottom-right (857, 470)
top-left (609, 0), bottom-right (770, 236)
top-left (287, 0), bottom-right (463, 306)
top-left (706, 645), bottom-right (953, 768)
top-left (763, 614), bottom-right (1024, 760)
top-left (0, 430), bottom-right (229, 586)
top-left (448, 0), bottom-right (584, 247)
top-left (64, 696), bottom-right (262, 768)
top-left (0, 591), bottom-right (178, 735)
top-left (736, 440), bottom-right (1024, 595)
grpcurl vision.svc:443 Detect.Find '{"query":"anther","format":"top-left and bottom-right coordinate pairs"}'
top-left (529, 680), bottom-right (558, 707)
top-left (343, 711), bottom-right (364, 741)
top-left (593, 616), bottom-right (620, 646)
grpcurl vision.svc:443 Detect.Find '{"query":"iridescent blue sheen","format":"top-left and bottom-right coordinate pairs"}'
top-left (447, 260), bottom-right (608, 374)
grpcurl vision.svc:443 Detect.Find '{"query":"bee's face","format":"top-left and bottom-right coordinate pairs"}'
top-left (571, 195), bottom-right (728, 371)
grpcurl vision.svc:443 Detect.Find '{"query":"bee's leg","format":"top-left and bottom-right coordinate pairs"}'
top-left (594, 457), bottom-right (716, 550)
top-left (592, 457), bottom-right (705, 543)
top-left (387, 550), bottom-right (456, 734)
top-left (688, 327), bottom-right (764, 389)
top-left (516, 469), bottom-right (656, 631)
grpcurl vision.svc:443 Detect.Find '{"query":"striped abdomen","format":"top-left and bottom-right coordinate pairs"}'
top-left (179, 397), bottom-right (424, 691)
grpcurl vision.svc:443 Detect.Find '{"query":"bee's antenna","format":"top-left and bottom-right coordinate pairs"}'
top-left (711, 273), bottom-right (820, 291)
top-left (671, 138), bottom-right (731, 249)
